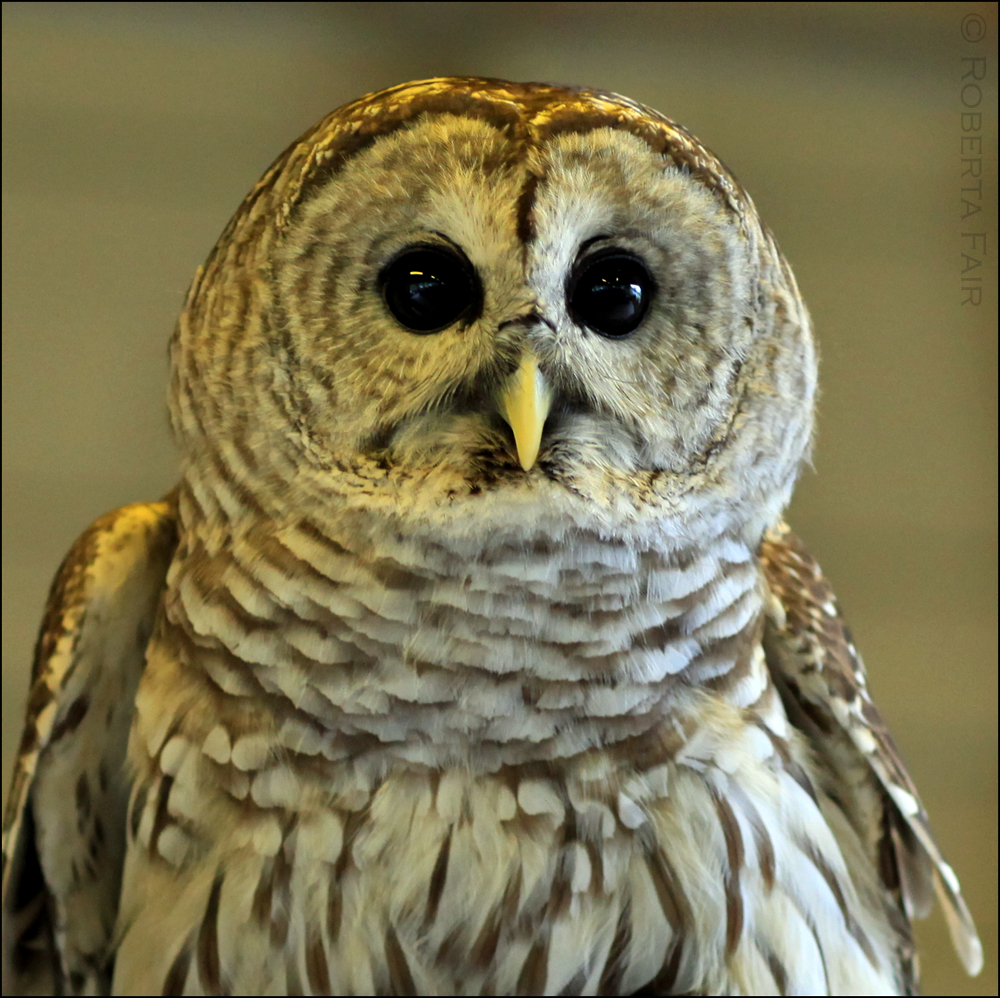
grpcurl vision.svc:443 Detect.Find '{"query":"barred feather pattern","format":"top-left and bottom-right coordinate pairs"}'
top-left (110, 484), bottom-right (907, 994)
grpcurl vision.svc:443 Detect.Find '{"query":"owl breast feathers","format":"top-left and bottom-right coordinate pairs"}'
top-left (1, 78), bottom-right (981, 995)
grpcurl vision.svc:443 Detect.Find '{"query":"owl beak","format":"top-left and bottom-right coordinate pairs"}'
top-left (500, 353), bottom-right (552, 471)
top-left (500, 353), bottom-right (553, 471)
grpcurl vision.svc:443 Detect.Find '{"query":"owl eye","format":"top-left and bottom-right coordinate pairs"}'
top-left (568, 251), bottom-right (654, 338)
top-left (381, 246), bottom-right (479, 334)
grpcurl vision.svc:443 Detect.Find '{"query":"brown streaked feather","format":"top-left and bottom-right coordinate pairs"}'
top-left (598, 903), bottom-right (631, 995)
top-left (162, 939), bottom-right (193, 996)
top-left (196, 873), bottom-right (225, 995)
top-left (760, 521), bottom-right (983, 978)
top-left (384, 923), bottom-right (418, 996)
top-left (712, 792), bottom-right (745, 958)
top-left (1, 498), bottom-right (178, 995)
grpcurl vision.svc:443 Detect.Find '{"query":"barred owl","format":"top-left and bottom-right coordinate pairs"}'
top-left (2, 78), bottom-right (982, 995)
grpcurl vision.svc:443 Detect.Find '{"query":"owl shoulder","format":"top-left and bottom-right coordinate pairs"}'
top-left (2, 497), bottom-right (178, 994)
top-left (759, 522), bottom-right (982, 980)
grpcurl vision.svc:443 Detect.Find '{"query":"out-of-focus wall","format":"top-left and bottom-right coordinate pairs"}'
top-left (3, 3), bottom-right (996, 993)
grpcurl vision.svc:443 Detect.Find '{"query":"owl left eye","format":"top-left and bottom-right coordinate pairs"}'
top-left (568, 251), bottom-right (654, 339)
top-left (380, 246), bottom-right (480, 334)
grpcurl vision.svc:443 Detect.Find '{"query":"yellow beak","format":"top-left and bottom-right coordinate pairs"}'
top-left (500, 353), bottom-right (553, 471)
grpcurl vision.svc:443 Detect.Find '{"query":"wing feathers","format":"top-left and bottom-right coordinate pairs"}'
top-left (2, 499), bottom-right (178, 995)
top-left (760, 522), bottom-right (982, 978)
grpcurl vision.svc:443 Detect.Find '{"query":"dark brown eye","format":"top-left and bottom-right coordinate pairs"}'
top-left (381, 246), bottom-right (479, 334)
top-left (568, 252), bottom-right (654, 338)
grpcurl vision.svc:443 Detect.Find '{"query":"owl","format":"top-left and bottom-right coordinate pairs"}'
top-left (1, 78), bottom-right (983, 996)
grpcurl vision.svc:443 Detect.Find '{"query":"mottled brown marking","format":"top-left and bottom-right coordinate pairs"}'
top-left (187, 79), bottom-right (756, 362)
top-left (50, 694), bottom-right (89, 744)
top-left (149, 776), bottom-right (175, 856)
top-left (558, 968), bottom-right (588, 995)
top-left (533, 104), bottom-right (742, 212)
top-left (586, 841), bottom-right (605, 898)
top-left (297, 518), bottom-right (352, 561)
top-left (471, 868), bottom-right (521, 968)
top-left (197, 873), bottom-right (225, 995)
top-left (645, 849), bottom-right (692, 936)
top-left (762, 523), bottom-right (977, 982)
top-left (268, 840), bottom-right (293, 947)
top-left (632, 617), bottom-right (683, 651)
top-left (370, 557), bottom-right (423, 591)
top-left (469, 906), bottom-right (503, 971)
top-left (520, 681), bottom-right (539, 707)
top-left (798, 836), bottom-right (878, 966)
top-left (315, 243), bottom-right (351, 317)
top-left (648, 934), bottom-right (685, 995)
top-left (171, 626), bottom-right (270, 700)
top-left (787, 680), bottom-right (837, 736)
top-left (763, 728), bottom-right (818, 804)
top-left (515, 172), bottom-right (540, 245)
top-left (75, 772), bottom-right (91, 830)
top-left (186, 554), bottom-right (279, 634)
top-left (28, 510), bottom-right (106, 690)
top-left (229, 417), bottom-right (263, 482)
top-left (326, 875), bottom-right (342, 944)
top-left (251, 858), bottom-right (274, 926)
top-left (597, 903), bottom-right (632, 995)
top-left (434, 923), bottom-right (463, 965)
top-left (764, 945), bottom-right (788, 995)
top-left (161, 941), bottom-right (192, 996)
top-left (544, 838), bottom-right (574, 917)
top-left (753, 817), bottom-right (776, 892)
top-left (384, 924), bottom-right (417, 996)
top-left (706, 668), bottom-right (761, 714)
top-left (285, 954), bottom-right (304, 995)
top-left (800, 837), bottom-right (850, 918)
top-left (299, 98), bottom-right (522, 214)
top-left (306, 925), bottom-right (333, 995)
top-left (18, 684), bottom-right (53, 753)
top-left (516, 934), bottom-right (549, 995)
top-left (878, 813), bottom-right (903, 894)
top-left (424, 826), bottom-right (452, 928)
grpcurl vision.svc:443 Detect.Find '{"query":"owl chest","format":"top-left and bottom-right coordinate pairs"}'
top-left (117, 546), bottom-right (902, 993)
top-left (154, 763), bottom-right (684, 994)
top-left (117, 739), bottom-right (902, 995)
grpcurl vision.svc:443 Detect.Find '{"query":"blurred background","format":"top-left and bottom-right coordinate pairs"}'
top-left (3, 3), bottom-right (996, 992)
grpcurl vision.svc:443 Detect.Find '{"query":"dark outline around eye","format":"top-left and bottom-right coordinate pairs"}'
top-left (567, 248), bottom-right (655, 339)
top-left (379, 239), bottom-right (482, 335)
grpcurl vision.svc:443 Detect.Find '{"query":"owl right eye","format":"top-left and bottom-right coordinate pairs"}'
top-left (380, 246), bottom-right (480, 334)
top-left (568, 250), bottom-right (654, 339)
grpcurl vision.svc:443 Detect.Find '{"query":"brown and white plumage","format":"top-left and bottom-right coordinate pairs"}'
top-left (2, 78), bottom-right (982, 995)
top-left (2, 502), bottom-right (176, 994)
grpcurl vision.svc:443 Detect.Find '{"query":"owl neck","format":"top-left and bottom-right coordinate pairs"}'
top-left (165, 479), bottom-right (771, 768)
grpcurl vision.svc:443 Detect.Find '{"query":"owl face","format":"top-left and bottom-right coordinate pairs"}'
top-left (172, 80), bottom-right (816, 543)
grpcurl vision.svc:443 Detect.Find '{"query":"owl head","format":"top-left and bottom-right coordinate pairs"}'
top-left (170, 78), bottom-right (816, 550)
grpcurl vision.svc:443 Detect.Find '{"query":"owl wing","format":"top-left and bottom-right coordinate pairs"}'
top-left (2, 499), bottom-right (177, 995)
top-left (759, 522), bottom-right (983, 979)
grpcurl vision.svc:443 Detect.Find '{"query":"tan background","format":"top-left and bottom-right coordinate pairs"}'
top-left (3, 3), bottom-right (996, 993)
